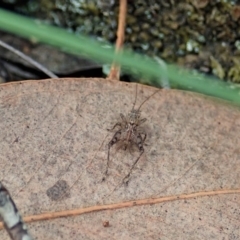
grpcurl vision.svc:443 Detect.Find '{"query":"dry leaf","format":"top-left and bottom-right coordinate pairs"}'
top-left (0, 78), bottom-right (239, 239)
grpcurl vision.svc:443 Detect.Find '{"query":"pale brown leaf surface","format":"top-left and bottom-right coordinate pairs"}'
top-left (0, 78), bottom-right (239, 239)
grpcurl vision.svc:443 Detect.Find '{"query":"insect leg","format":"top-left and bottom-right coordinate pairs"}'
top-left (103, 129), bottom-right (122, 181)
top-left (107, 113), bottom-right (126, 131)
top-left (140, 132), bottom-right (147, 143)
top-left (107, 122), bottom-right (121, 131)
top-left (139, 118), bottom-right (147, 125)
top-left (120, 113), bottom-right (126, 121)
top-left (122, 134), bottom-right (145, 185)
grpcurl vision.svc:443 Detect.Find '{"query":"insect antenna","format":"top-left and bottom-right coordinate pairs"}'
top-left (137, 87), bottom-right (160, 111)
top-left (131, 83), bottom-right (138, 111)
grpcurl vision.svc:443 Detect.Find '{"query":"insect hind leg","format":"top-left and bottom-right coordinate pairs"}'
top-left (122, 134), bottom-right (145, 185)
top-left (102, 129), bottom-right (122, 181)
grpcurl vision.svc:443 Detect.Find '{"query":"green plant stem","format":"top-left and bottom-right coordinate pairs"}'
top-left (0, 8), bottom-right (239, 105)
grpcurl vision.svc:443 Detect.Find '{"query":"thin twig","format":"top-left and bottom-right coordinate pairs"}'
top-left (0, 40), bottom-right (58, 79)
top-left (107, 0), bottom-right (127, 80)
top-left (0, 188), bottom-right (239, 229)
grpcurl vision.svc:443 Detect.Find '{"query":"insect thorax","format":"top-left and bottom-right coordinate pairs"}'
top-left (128, 109), bottom-right (141, 125)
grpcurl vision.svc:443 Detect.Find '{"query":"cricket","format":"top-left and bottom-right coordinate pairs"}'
top-left (103, 84), bottom-right (160, 184)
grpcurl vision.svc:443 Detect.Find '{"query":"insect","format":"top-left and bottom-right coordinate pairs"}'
top-left (103, 84), bottom-right (160, 185)
top-left (0, 182), bottom-right (33, 240)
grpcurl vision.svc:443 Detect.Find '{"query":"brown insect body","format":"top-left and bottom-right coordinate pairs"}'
top-left (103, 85), bottom-right (159, 184)
top-left (121, 110), bottom-right (145, 148)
